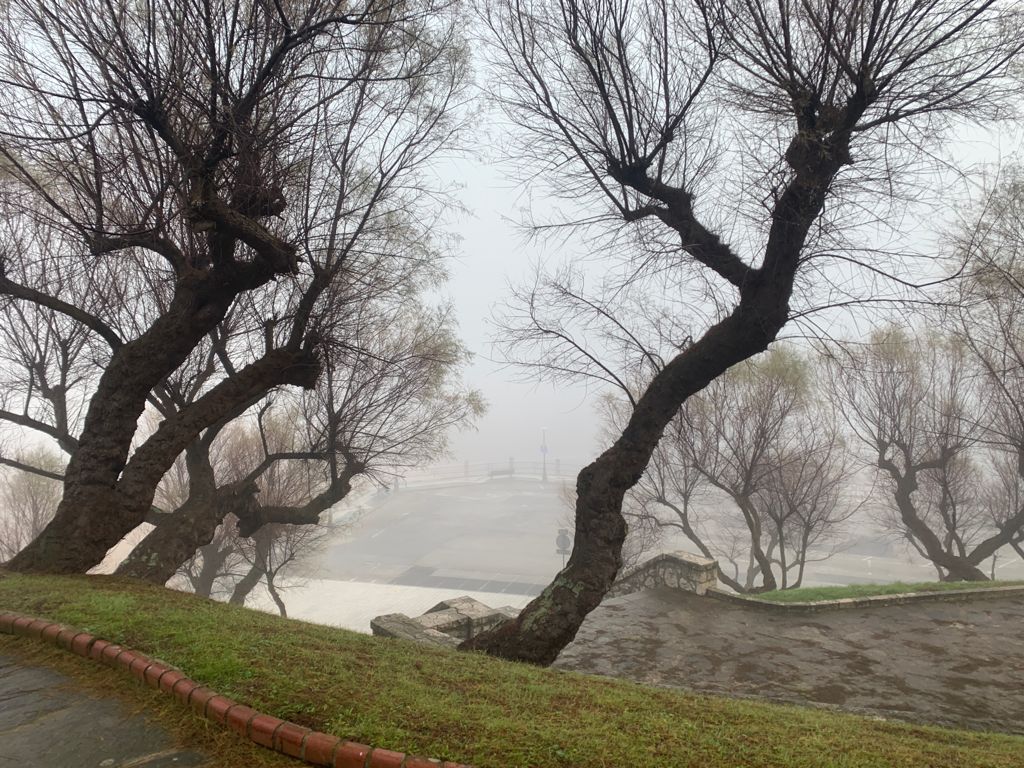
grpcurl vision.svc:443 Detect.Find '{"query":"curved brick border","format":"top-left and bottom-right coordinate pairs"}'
top-left (0, 611), bottom-right (471, 768)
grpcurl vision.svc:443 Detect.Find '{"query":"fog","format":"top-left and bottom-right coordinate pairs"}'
top-left (3, 3), bottom-right (1024, 758)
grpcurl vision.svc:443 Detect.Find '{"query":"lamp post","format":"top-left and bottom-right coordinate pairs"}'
top-left (541, 427), bottom-right (548, 482)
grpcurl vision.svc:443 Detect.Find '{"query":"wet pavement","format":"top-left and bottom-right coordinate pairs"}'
top-left (554, 588), bottom-right (1024, 734)
top-left (0, 653), bottom-right (209, 767)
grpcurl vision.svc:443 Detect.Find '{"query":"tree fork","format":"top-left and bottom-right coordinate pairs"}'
top-left (115, 481), bottom-right (260, 584)
top-left (7, 343), bottom-right (318, 574)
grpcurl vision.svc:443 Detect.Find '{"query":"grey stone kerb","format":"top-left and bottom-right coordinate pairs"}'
top-left (370, 552), bottom-right (719, 646)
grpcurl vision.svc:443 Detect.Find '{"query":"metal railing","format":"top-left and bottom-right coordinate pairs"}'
top-left (393, 458), bottom-right (586, 488)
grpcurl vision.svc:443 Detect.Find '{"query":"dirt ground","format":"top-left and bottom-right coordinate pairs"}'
top-left (553, 588), bottom-right (1024, 734)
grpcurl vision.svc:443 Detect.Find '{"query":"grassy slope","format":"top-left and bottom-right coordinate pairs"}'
top-left (1, 573), bottom-right (1022, 768)
top-left (753, 580), bottom-right (1024, 604)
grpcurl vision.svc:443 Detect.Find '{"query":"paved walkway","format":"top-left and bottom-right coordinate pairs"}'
top-left (554, 588), bottom-right (1024, 734)
top-left (0, 653), bottom-right (208, 767)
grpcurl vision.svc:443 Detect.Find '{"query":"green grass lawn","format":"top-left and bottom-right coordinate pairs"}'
top-left (1, 573), bottom-right (1022, 768)
top-left (752, 580), bottom-right (1024, 604)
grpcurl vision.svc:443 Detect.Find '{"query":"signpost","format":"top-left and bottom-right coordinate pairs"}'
top-left (556, 528), bottom-right (572, 567)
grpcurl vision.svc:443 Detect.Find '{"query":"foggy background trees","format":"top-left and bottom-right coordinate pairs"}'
top-left (620, 347), bottom-right (858, 593)
top-left (0, 448), bottom-right (61, 561)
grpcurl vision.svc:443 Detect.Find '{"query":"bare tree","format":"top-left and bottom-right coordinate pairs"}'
top-left (828, 327), bottom-right (1016, 580)
top-left (952, 166), bottom-right (1024, 572)
top-left (180, 524), bottom-right (248, 601)
top-left (0, 447), bottom-right (62, 561)
top-left (464, 0), bottom-right (1022, 663)
top-left (625, 347), bottom-right (856, 593)
top-left (0, 0), bottom-right (468, 573)
top-left (114, 298), bottom-right (479, 583)
top-left (229, 523), bottom-right (332, 616)
top-left (982, 451), bottom-right (1024, 563)
top-left (758, 412), bottom-right (858, 589)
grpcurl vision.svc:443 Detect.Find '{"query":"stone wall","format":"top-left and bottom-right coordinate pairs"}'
top-left (371, 597), bottom-right (519, 647)
top-left (606, 551), bottom-right (718, 599)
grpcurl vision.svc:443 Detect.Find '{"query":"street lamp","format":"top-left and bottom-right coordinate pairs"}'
top-left (541, 427), bottom-right (548, 482)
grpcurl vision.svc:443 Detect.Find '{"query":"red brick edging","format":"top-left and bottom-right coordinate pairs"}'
top-left (0, 611), bottom-right (472, 768)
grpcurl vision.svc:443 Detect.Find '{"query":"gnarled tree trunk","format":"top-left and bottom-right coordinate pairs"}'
top-left (7, 287), bottom-right (238, 573)
top-left (462, 282), bottom-right (800, 663)
top-left (117, 481), bottom-right (260, 584)
top-left (463, 124), bottom-right (848, 663)
top-left (8, 297), bottom-right (318, 574)
top-left (889, 472), bottom-right (989, 582)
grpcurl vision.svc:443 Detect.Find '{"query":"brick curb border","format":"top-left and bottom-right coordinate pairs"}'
top-left (706, 584), bottom-right (1024, 612)
top-left (0, 611), bottom-right (472, 768)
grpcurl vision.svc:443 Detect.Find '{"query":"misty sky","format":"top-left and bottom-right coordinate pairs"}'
top-left (434, 120), bottom-right (1023, 470)
top-left (438, 154), bottom-right (603, 468)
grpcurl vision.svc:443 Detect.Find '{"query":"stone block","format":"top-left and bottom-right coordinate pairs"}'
top-left (370, 614), bottom-right (460, 648)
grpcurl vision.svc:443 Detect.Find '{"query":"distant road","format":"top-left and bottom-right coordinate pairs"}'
top-left (317, 476), bottom-right (571, 595)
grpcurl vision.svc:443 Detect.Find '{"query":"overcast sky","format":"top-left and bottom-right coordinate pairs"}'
top-left (439, 153), bottom-right (603, 469)
top-left (435, 119), bottom-right (1024, 471)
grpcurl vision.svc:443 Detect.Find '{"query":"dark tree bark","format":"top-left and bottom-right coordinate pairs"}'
top-left (8, 287), bottom-right (238, 572)
top-left (9, 339), bottom-right (318, 574)
top-left (0, 0), bottom-right (467, 577)
top-left (463, 189), bottom-right (838, 661)
top-left (117, 481), bottom-right (260, 584)
top-left (114, 417), bottom-right (363, 583)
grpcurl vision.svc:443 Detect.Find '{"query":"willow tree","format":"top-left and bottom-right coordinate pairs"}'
top-left (0, 0), bottom-right (466, 573)
top-left (829, 328), bottom-right (995, 581)
top-left (625, 348), bottom-right (856, 593)
top-left (464, 0), bottom-right (1023, 664)
top-left (114, 301), bottom-right (478, 584)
